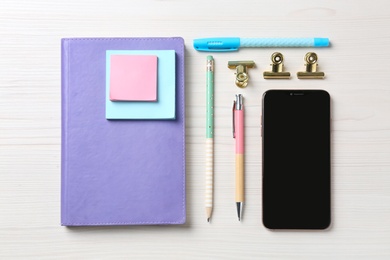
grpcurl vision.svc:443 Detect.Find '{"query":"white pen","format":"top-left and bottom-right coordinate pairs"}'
top-left (205, 55), bottom-right (214, 222)
top-left (194, 37), bottom-right (329, 52)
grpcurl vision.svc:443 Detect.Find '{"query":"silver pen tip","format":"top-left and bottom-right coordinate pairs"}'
top-left (236, 202), bottom-right (243, 221)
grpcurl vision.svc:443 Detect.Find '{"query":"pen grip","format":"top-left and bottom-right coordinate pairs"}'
top-left (205, 138), bottom-right (213, 208)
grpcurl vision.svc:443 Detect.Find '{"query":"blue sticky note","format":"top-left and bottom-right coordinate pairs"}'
top-left (106, 50), bottom-right (176, 119)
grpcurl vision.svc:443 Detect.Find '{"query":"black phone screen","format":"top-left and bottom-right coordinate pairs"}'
top-left (262, 90), bottom-right (331, 229)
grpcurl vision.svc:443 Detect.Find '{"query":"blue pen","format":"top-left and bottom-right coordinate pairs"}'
top-left (193, 37), bottom-right (329, 52)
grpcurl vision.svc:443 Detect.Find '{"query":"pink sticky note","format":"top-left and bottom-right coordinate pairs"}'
top-left (110, 55), bottom-right (157, 101)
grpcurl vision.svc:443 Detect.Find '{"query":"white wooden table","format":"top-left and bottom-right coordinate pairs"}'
top-left (1, 1), bottom-right (389, 258)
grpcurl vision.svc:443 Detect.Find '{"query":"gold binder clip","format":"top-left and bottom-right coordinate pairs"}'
top-left (297, 52), bottom-right (325, 79)
top-left (228, 60), bottom-right (255, 88)
top-left (263, 52), bottom-right (290, 79)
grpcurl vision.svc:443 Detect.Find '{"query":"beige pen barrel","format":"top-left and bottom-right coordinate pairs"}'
top-left (205, 139), bottom-right (213, 215)
top-left (235, 154), bottom-right (244, 202)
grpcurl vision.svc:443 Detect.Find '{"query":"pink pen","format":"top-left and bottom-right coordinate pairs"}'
top-left (233, 94), bottom-right (244, 221)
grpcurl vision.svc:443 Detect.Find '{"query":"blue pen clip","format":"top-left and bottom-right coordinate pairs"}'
top-left (193, 37), bottom-right (241, 52)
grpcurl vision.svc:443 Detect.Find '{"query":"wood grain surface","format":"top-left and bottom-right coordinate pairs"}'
top-left (0, 0), bottom-right (390, 259)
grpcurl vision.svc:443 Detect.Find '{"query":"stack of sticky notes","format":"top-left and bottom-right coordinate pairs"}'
top-left (106, 50), bottom-right (176, 119)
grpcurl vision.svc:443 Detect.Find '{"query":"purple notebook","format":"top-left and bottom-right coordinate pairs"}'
top-left (61, 37), bottom-right (185, 226)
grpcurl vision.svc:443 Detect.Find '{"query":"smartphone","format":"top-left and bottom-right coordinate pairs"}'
top-left (262, 90), bottom-right (331, 230)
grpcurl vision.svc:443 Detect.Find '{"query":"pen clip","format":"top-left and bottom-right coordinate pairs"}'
top-left (232, 100), bottom-right (236, 138)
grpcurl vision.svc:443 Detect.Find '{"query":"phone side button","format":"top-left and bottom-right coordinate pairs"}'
top-left (261, 115), bottom-right (263, 137)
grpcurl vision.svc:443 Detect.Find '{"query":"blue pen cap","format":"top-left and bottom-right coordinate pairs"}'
top-left (314, 38), bottom-right (330, 47)
top-left (193, 37), bottom-right (241, 52)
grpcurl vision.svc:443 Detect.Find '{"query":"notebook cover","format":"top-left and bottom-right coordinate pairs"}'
top-left (61, 37), bottom-right (185, 226)
top-left (106, 50), bottom-right (176, 119)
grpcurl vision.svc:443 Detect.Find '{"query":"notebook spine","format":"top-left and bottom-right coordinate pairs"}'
top-left (60, 39), bottom-right (69, 225)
